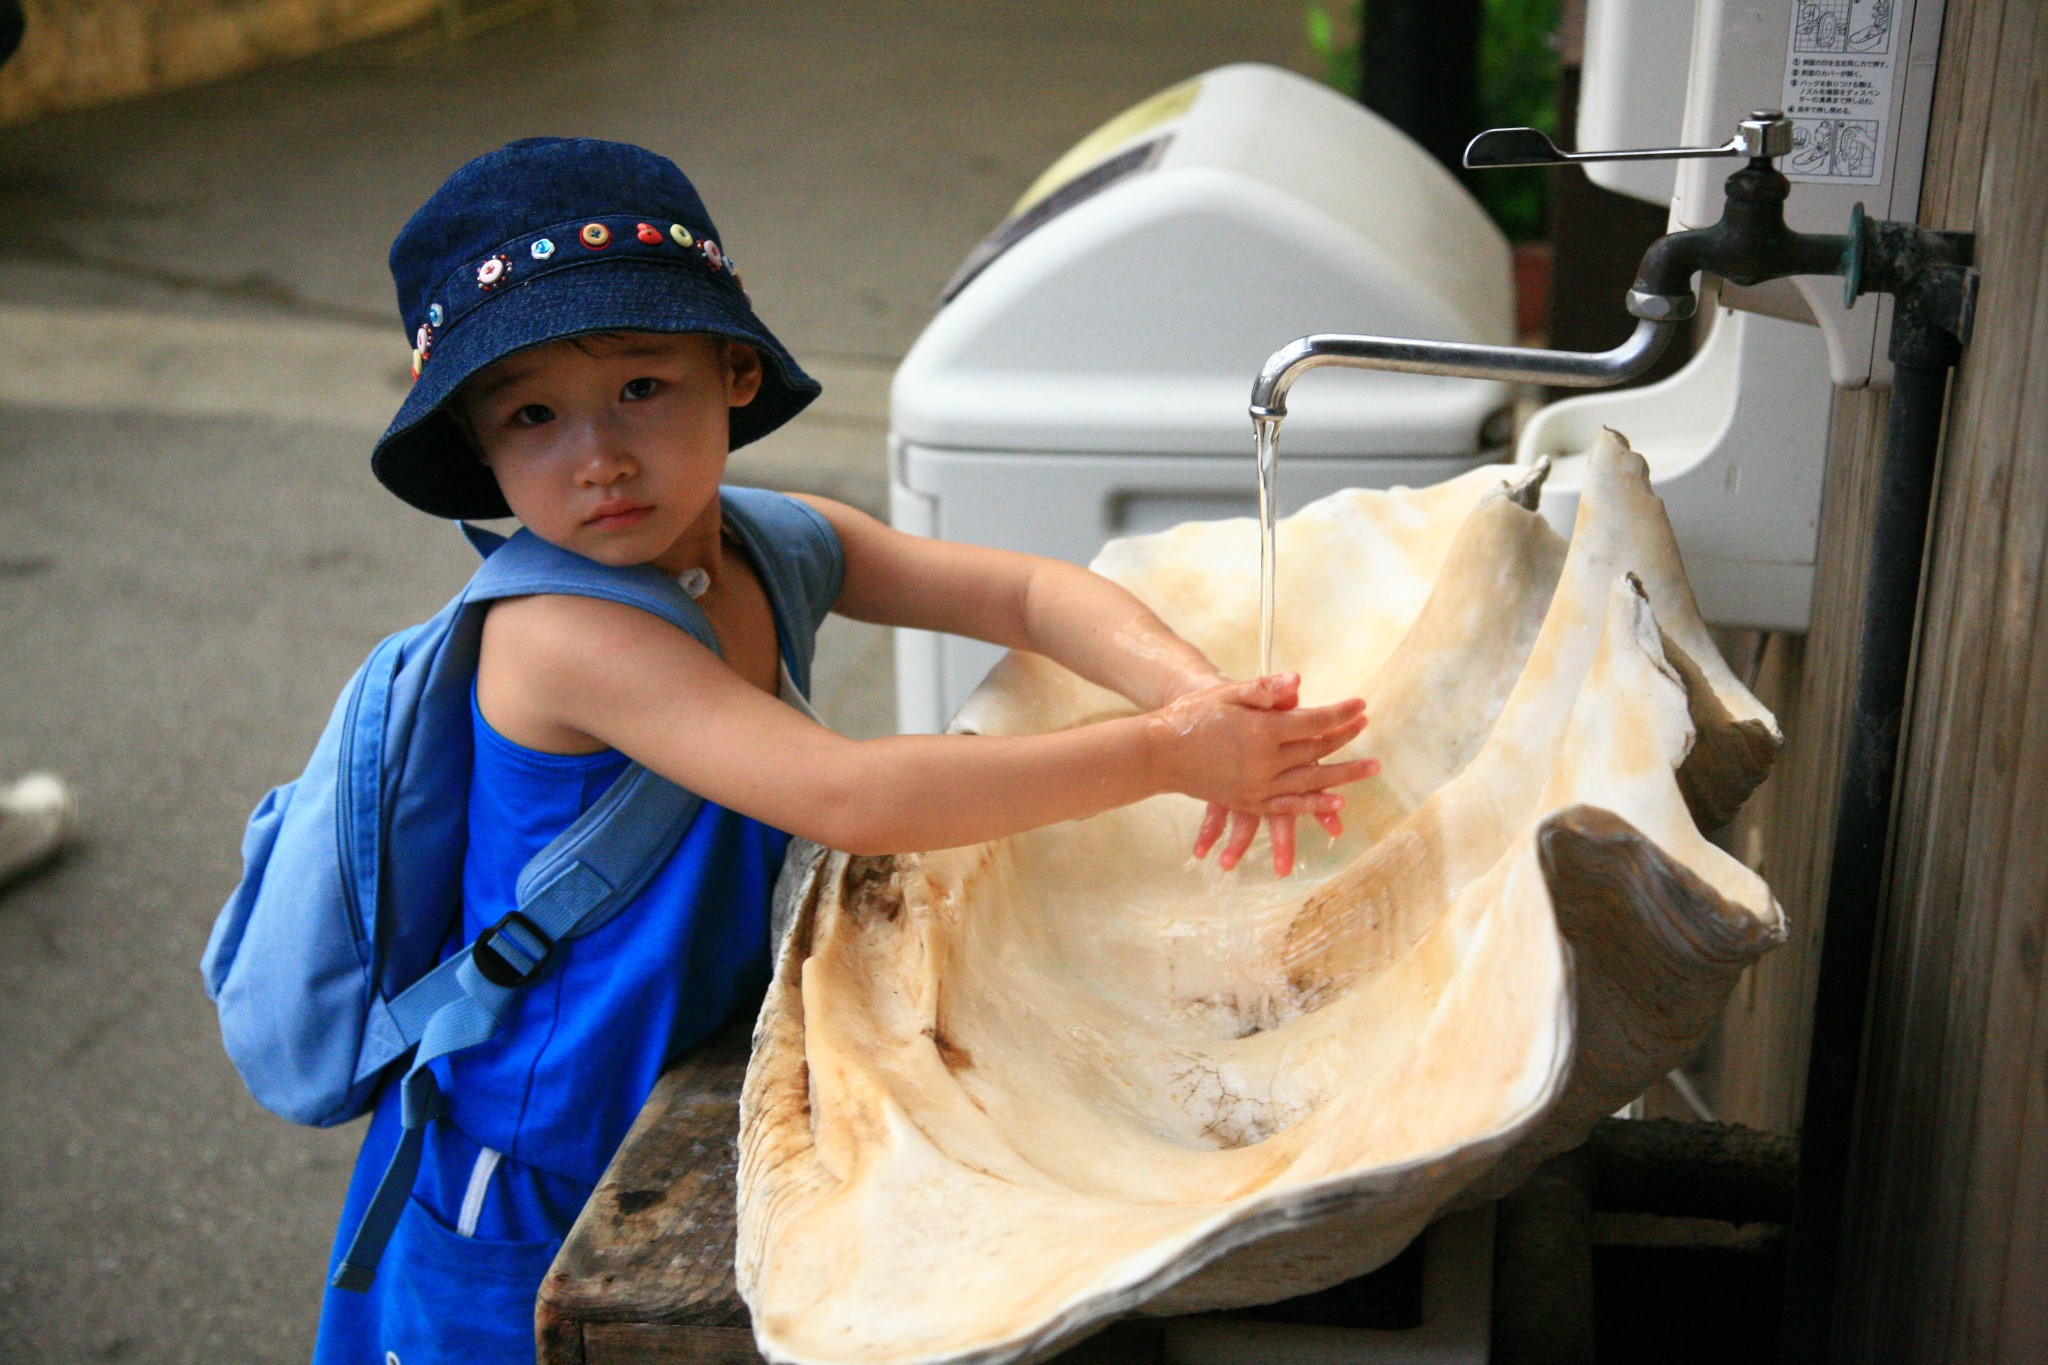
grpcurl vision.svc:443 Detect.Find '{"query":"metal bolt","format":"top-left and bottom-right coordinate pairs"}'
top-left (1628, 288), bottom-right (1699, 322)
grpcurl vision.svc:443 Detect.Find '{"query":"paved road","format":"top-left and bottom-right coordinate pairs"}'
top-left (0, 4), bottom-right (1307, 1360)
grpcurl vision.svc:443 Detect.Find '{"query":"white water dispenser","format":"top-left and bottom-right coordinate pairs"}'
top-left (889, 62), bottom-right (1518, 733)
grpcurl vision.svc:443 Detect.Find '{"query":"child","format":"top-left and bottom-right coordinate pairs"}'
top-left (312, 137), bottom-right (1377, 1362)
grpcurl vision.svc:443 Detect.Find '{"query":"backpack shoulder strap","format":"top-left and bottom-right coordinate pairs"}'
top-left (719, 486), bottom-right (844, 696)
top-left (335, 529), bottom-right (722, 1291)
top-left (456, 526), bottom-right (739, 945)
top-left (465, 527), bottom-right (723, 655)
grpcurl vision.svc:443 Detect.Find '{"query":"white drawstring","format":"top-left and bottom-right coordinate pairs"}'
top-left (456, 1146), bottom-right (503, 1238)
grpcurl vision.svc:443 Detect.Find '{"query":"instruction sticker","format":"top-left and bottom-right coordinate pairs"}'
top-left (1780, 0), bottom-right (1905, 183)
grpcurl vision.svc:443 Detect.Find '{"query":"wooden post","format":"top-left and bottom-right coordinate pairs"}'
top-left (1704, 388), bottom-right (1890, 1135)
top-left (1492, 1149), bottom-right (1595, 1365)
top-left (1701, 0), bottom-right (2048, 1356)
top-left (1826, 1), bottom-right (2048, 1358)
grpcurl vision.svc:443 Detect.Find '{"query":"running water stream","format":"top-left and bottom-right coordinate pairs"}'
top-left (1254, 414), bottom-right (1281, 676)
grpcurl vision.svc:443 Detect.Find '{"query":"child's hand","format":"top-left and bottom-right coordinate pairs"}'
top-left (1150, 674), bottom-right (1379, 877)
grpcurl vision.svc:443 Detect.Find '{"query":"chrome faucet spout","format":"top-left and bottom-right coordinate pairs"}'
top-left (1248, 317), bottom-right (1678, 421)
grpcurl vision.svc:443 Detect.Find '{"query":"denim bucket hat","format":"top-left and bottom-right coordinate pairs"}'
top-left (373, 137), bottom-right (820, 519)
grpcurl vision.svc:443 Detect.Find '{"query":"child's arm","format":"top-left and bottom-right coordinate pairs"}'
top-left (490, 597), bottom-right (1374, 862)
top-left (798, 497), bottom-right (1367, 872)
top-left (800, 496), bottom-right (1229, 712)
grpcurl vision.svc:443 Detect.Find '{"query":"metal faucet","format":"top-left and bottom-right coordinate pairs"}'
top-left (1249, 111), bottom-right (1804, 421)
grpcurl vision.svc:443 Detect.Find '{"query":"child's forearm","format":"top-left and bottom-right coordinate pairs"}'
top-left (812, 716), bottom-right (1167, 855)
top-left (1013, 560), bottom-right (1225, 709)
top-left (805, 497), bottom-right (1230, 707)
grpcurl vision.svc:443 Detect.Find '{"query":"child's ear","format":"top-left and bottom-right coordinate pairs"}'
top-left (725, 341), bottom-right (764, 409)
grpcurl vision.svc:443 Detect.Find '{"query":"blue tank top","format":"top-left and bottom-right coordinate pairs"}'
top-left (433, 685), bottom-right (788, 1188)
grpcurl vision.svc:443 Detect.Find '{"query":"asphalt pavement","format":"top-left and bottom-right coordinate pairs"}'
top-left (0, 4), bottom-right (1309, 1360)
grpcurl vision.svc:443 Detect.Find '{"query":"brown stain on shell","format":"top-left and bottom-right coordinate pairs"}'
top-left (924, 1025), bottom-right (974, 1072)
top-left (1280, 805), bottom-right (1451, 1012)
top-left (840, 854), bottom-right (903, 924)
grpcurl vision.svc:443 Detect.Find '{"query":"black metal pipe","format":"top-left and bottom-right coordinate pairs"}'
top-left (1777, 311), bottom-right (1965, 1362)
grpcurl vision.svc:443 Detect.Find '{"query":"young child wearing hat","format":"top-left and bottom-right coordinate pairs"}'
top-left (313, 137), bottom-right (1377, 1361)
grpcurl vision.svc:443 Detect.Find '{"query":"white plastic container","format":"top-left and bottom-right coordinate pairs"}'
top-left (1578, 0), bottom-right (1700, 206)
top-left (890, 62), bottom-right (1515, 732)
top-left (1515, 306), bottom-right (1834, 631)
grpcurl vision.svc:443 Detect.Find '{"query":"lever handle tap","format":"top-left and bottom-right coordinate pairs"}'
top-left (1463, 111), bottom-right (1793, 171)
top-left (1243, 116), bottom-right (1834, 423)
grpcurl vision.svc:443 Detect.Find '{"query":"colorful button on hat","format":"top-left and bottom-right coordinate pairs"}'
top-left (531, 237), bottom-right (555, 259)
top-left (476, 255), bottom-right (508, 287)
top-left (580, 222), bottom-right (611, 249)
top-left (669, 223), bottom-right (693, 247)
top-left (427, 303), bottom-right (444, 327)
top-left (702, 239), bottom-right (724, 270)
top-left (635, 222), bottom-right (663, 244)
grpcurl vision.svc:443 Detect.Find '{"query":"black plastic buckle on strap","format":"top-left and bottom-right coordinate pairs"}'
top-left (472, 910), bottom-right (555, 988)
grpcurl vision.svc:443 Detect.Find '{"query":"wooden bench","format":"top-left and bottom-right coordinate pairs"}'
top-left (538, 1012), bottom-right (1186, 1363)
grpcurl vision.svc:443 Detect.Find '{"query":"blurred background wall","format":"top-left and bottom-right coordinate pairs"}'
top-left (0, 0), bottom-right (438, 124)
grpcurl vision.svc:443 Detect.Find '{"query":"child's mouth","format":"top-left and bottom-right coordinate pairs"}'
top-left (586, 501), bottom-right (653, 531)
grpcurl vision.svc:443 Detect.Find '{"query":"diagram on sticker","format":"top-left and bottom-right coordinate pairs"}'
top-left (1794, 0), bottom-right (1895, 55)
top-left (1789, 118), bottom-right (1880, 178)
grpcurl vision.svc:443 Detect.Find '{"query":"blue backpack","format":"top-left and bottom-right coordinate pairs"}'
top-left (201, 487), bottom-right (842, 1290)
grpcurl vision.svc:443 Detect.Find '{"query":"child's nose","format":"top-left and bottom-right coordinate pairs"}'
top-left (572, 422), bottom-right (638, 484)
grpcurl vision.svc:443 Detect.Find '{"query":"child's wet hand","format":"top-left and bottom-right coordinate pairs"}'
top-left (1193, 802), bottom-right (1346, 877)
top-left (1155, 673), bottom-right (1380, 874)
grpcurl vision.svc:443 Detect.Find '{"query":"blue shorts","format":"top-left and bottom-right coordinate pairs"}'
top-left (312, 1081), bottom-right (594, 1364)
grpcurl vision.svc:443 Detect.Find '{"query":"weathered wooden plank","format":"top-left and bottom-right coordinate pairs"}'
top-left (1903, 3), bottom-right (2048, 1353)
top-left (540, 1012), bottom-right (755, 1331)
top-left (1978, 485), bottom-right (2048, 1361)
top-left (1944, 76), bottom-right (2048, 1355)
top-left (1828, 0), bottom-right (2048, 1357)
top-left (544, 1011), bottom-right (1187, 1362)
top-left (584, 1323), bottom-right (763, 1364)
top-left (538, 1295), bottom-right (589, 1365)
top-left (1705, 388), bottom-right (1887, 1134)
top-left (1920, 0), bottom-right (2001, 230)
top-left (1851, 334), bottom-right (1990, 1357)
top-left (1702, 11), bottom-right (2048, 1360)
top-left (1990, 646), bottom-right (2048, 1355)
top-left (1491, 1149), bottom-right (1595, 1365)
top-left (1583, 1118), bottom-right (1798, 1225)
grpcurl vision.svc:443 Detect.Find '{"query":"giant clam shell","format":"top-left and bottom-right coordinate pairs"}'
top-left (737, 430), bottom-right (1787, 1365)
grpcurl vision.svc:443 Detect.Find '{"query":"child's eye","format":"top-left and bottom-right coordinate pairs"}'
top-left (620, 377), bottom-right (660, 401)
top-left (512, 404), bottom-right (554, 426)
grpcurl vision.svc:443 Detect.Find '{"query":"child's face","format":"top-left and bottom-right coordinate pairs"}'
top-left (457, 332), bottom-right (763, 568)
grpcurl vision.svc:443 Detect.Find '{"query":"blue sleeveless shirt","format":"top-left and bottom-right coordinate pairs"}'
top-left (438, 688), bottom-right (787, 1185)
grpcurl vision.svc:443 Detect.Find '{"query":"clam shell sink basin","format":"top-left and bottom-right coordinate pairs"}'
top-left (737, 431), bottom-right (1788, 1365)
